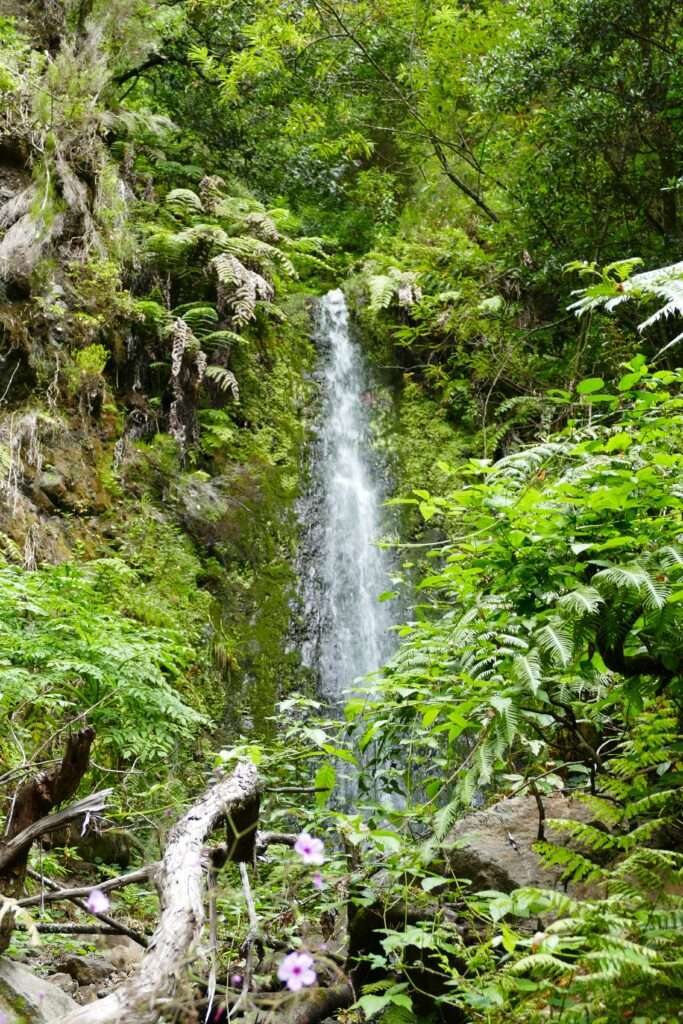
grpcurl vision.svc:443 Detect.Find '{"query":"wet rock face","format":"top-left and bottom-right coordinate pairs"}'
top-left (0, 410), bottom-right (113, 565)
top-left (444, 793), bottom-right (599, 894)
top-left (0, 956), bottom-right (79, 1021)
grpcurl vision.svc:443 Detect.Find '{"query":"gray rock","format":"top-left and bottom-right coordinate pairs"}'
top-left (444, 793), bottom-right (600, 894)
top-left (56, 954), bottom-right (114, 986)
top-left (37, 471), bottom-right (68, 506)
top-left (0, 956), bottom-right (79, 1021)
top-left (74, 984), bottom-right (100, 1005)
top-left (95, 934), bottom-right (144, 971)
top-left (46, 972), bottom-right (77, 996)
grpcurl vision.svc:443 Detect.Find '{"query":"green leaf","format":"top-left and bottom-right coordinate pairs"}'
top-left (314, 762), bottom-right (336, 806)
top-left (576, 377), bottom-right (605, 394)
top-left (421, 875), bottom-right (446, 892)
top-left (353, 994), bottom-right (391, 1017)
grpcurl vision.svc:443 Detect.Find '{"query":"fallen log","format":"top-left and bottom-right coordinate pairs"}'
top-left (62, 759), bottom-right (261, 1024)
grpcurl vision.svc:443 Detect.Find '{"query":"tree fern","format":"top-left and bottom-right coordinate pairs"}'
top-left (536, 620), bottom-right (574, 667)
top-left (569, 259), bottom-right (683, 354)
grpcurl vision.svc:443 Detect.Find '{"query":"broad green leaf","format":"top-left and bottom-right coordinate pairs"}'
top-left (314, 762), bottom-right (336, 806)
top-left (576, 377), bottom-right (605, 394)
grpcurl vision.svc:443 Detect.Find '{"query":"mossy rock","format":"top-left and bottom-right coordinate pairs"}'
top-left (0, 958), bottom-right (79, 1022)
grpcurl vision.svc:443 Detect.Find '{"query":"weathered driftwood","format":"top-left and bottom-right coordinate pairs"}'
top-left (62, 759), bottom-right (261, 1024)
top-left (0, 727), bottom-right (98, 891)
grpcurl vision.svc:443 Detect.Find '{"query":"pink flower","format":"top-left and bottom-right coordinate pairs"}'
top-left (277, 951), bottom-right (317, 992)
top-left (85, 889), bottom-right (110, 914)
top-left (294, 833), bottom-right (324, 866)
top-left (230, 974), bottom-right (242, 987)
top-left (312, 872), bottom-right (324, 890)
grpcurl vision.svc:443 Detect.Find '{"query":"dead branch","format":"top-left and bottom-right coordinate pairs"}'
top-left (287, 982), bottom-right (354, 1024)
top-left (0, 728), bottom-right (97, 892)
top-left (18, 866), bottom-right (154, 908)
top-left (0, 790), bottom-right (111, 879)
top-left (62, 760), bottom-right (260, 1024)
top-left (24, 869), bottom-right (148, 948)
top-left (15, 923), bottom-right (144, 936)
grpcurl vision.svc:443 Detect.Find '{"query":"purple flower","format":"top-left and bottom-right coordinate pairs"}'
top-left (277, 951), bottom-right (317, 992)
top-left (294, 833), bottom-right (324, 866)
top-left (0, 1012), bottom-right (7, 1024)
top-left (312, 872), bottom-right (324, 890)
top-left (230, 974), bottom-right (242, 987)
top-left (85, 888), bottom-right (110, 914)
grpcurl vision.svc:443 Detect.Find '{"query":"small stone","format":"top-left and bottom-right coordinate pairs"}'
top-left (48, 971), bottom-right (78, 995)
top-left (75, 984), bottom-right (99, 1005)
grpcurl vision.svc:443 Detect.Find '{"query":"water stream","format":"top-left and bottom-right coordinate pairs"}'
top-left (298, 289), bottom-right (395, 706)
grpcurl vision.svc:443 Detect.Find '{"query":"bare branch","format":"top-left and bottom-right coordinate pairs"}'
top-left (62, 760), bottom-right (261, 1024)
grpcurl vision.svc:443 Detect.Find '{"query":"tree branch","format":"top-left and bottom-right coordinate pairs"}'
top-left (62, 760), bottom-right (261, 1024)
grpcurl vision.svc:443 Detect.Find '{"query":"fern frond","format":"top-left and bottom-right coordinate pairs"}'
top-left (201, 329), bottom-right (247, 349)
top-left (165, 187), bottom-right (204, 216)
top-left (536, 620), bottom-right (574, 667)
top-left (593, 564), bottom-right (669, 609)
top-left (204, 365), bottom-right (240, 400)
top-left (513, 651), bottom-right (543, 693)
top-left (557, 586), bottom-right (603, 617)
top-left (508, 953), bottom-right (569, 977)
top-left (223, 235), bottom-right (296, 278)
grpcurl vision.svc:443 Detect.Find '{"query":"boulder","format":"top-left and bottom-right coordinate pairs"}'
top-left (444, 793), bottom-right (599, 894)
top-left (56, 954), bottom-right (114, 986)
top-left (0, 957), bottom-right (79, 1022)
top-left (95, 934), bottom-right (144, 971)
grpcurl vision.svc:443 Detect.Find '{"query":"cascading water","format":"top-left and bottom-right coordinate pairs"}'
top-left (298, 289), bottom-right (395, 706)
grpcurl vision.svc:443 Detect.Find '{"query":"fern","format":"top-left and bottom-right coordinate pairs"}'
top-left (165, 187), bottom-right (205, 216)
top-left (211, 252), bottom-right (274, 324)
top-left (368, 268), bottom-right (422, 313)
top-left (569, 259), bottom-right (683, 355)
top-left (593, 564), bottom-right (669, 610)
top-left (557, 586), bottom-right (603, 616)
top-left (513, 651), bottom-right (543, 694)
top-left (536, 620), bottom-right (574, 666)
top-left (204, 365), bottom-right (240, 400)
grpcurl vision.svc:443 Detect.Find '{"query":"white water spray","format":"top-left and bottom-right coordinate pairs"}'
top-left (299, 289), bottom-right (395, 703)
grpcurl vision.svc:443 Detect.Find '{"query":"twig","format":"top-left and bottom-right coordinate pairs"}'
top-left (228, 863), bottom-right (260, 1020)
top-left (19, 866), bottom-right (154, 908)
top-left (23, 868), bottom-right (149, 948)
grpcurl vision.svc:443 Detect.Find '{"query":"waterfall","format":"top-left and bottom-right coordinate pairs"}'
top-left (298, 289), bottom-right (395, 705)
